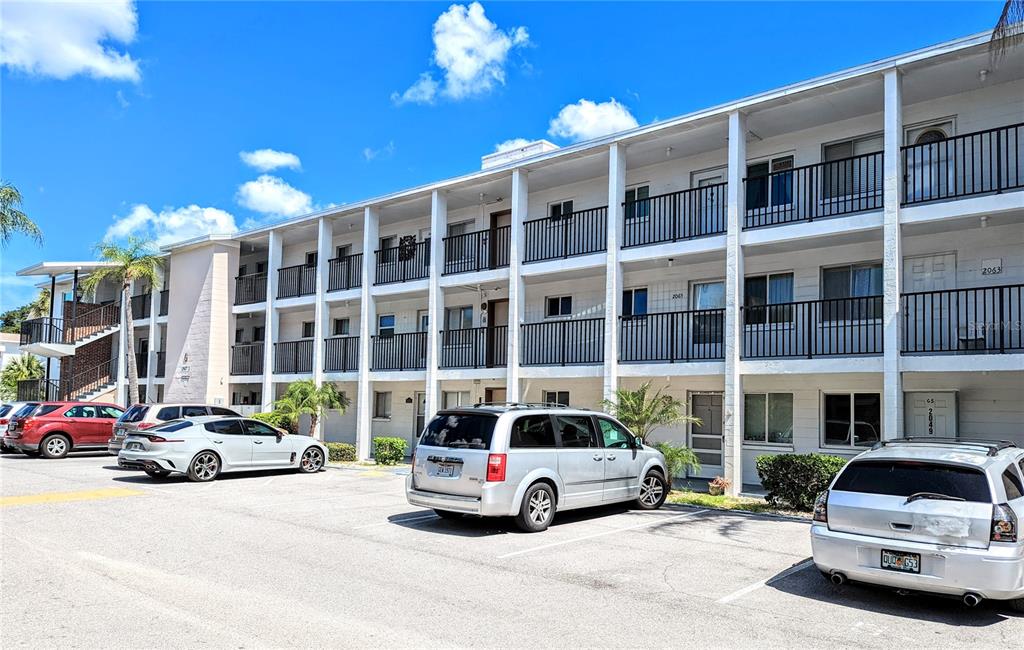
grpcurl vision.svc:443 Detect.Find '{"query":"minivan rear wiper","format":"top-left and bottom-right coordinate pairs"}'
top-left (904, 491), bottom-right (966, 504)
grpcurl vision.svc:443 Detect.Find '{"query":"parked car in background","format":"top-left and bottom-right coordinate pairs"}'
top-left (811, 437), bottom-right (1024, 610)
top-left (406, 404), bottom-right (669, 532)
top-left (108, 403), bottom-right (241, 454)
top-left (3, 402), bottom-right (124, 458)
top-left (117, 416), bottom-right (326, 481)
top-left (1, 402), bottom-right (39, 453)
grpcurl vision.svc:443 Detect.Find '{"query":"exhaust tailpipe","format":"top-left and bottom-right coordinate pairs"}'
top-left (963, 593), bottom-right (982, 608)
top-left (829, 572), bottom-right (847, 586)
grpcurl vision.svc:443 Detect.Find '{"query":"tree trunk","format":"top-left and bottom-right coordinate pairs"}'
top-left (309, 413), bottom-right (319, 439)
top-left (123, 283), bottom-right (139, 406)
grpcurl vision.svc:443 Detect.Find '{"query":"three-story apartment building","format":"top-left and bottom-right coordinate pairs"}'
top-left (17, 31), bottom-right (1023, 492)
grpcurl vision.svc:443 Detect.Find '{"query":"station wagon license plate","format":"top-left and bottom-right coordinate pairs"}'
top-left (435, 463), bottom-right (455, 478)
top-left (881, 549), bottom-right (920, 574)
top-left (126, 441), bottom-right (144, 451)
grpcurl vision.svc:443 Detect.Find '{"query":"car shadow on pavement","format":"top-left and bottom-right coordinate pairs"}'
top-left (109, 468), bottom-right (307, 484)
top-left (767, 564), bottom-right (1021, 626)
top-left (389, 502), bottom-right (640, 537)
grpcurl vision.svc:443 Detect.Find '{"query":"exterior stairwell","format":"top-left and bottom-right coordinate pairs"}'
top-left (19, 302), bottom-right (122, 356)
top-left (15, 357), bottom-right (118, 402)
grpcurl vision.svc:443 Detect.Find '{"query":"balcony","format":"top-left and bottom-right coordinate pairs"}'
top-left (619, 310), bottom-right (725, 363)
top-left (130, 293), bottom-right (151, 320)
top-left (622, 184), bottom-right (727, 248)
top-left (524, 207), bottom-right (607, 263)
top-left (20, 302), bottom-right (121, 350)
top-left (375, 240), bottom-right (430, 285)
top-left (901, 284), bottom-right (1022, 354)
top-left (277, 264), bottom-right (316, 299)
top-left (324, 335), bottom-right (359, 372)
top-left (521, 318), bottom-right (604, 366)
top-left (155, 351), bottom-right (166, 378)
top-left (742, 296), bottom-right (883, 358)
top-left (902, 123), bottom-right (1023, 206)
top-left (230, 342), bottom-right (264, 375)
top-left (16, 379), bottom-right (60, 401)
top-left (443, 227), bottom-right (510, 275)
top-left (371, 332), bottom-right (427, 370)
top-left (235, 272), bottom-right (267, 305)
top-left (328, 254), bottom-right (362, 292)
top-left (274, 339), bottom-right (314, 374)
top-left (743, 152), bottom-right (883, 229)
top-left (439, 326), bottom-right (508, 368)
top-left (159, 289), bottom-right (169, 316)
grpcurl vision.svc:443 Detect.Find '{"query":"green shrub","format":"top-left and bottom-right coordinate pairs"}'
top-left (755, 453), bottom-right (848, 511)
top-left (326, 442), bottom-right (357, 463)
top-left (653, 441), bottom-right (701, 485)
top-left (251, 411), bottom-right (295, 434)
top-left (373, 437), bottom-right (407, 465)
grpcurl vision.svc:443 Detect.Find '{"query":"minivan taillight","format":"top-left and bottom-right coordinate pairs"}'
top-left (813, 491), bottom-right (829, 523)
top-left (486, 454), bottom-right (506, 482)
top-left (992, 503), bottom-right (1018, 543)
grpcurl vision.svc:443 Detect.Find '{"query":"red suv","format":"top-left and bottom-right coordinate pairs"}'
top-left (4, 402), bottom-right (125, 459)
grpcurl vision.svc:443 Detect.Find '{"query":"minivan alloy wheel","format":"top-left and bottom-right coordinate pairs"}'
top-left (529, 490), bottom-right (552, 525)
top-left (639, 475), bottom-right (664, 507)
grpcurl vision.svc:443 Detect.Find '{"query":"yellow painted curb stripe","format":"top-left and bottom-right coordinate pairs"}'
top-left (0, 487), bottom-right (145, 507)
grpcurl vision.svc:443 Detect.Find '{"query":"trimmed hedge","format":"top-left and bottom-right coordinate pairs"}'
top-left (373, 437), bottom-right (407, 466)
top-left (755, 453), bottom-right (848, 511)
top-left (326, 442), bottom-right (357, 463)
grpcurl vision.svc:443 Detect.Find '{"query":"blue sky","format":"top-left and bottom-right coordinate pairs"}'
top-left (0, 1), bottom-right (1005, 310)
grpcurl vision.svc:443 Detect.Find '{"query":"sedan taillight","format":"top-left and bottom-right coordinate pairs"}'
top-left (812, 491), bottom-right (829, 523)
top-left (137, 422), bottom-right (158, 430)
top-left (992, 503), bottom-right (1018, 543)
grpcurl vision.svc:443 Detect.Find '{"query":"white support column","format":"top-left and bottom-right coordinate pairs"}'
top-left (145, 268), bottom-right (162, 398)
top-left (507, 169), bottom-right (528, 402)
top-left (312, 217), bottom-right (333, 439)
top-left (723, 110), bottom-right (747, 496)
top-left (604, 144), bottom-right (626, 403)
top-left (356, 206), bottom-right (379, 460)
top-left (261, 230), bottom-right (282, 411)
top-left (116, 283), bottom-right (130, 406)
top-left (425, 190), bottom-right (446, 418)
top-left (882, 68), bottom-right (903, 441)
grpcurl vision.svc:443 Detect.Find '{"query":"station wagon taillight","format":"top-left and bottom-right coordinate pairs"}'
top-left (992, 503), bottom-right (1018, 543)
top-left (486, 454), bottom-right (506, 482)
top-left (812, 491), bottom-right (829, 523)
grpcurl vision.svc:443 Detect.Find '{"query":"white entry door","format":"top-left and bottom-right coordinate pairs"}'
top-left (903, 253), bottom-right (956, 351)
top-left (904, 392), bottom-right (957, 437)
top-left (413, 392), bottom-right (427, 449)
top-left (689, 392), bottom-right (723, 479)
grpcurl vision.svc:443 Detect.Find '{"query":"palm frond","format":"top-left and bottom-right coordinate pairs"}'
top-left (990, 0), bottom-right (1024, 65)
top-left (0, 181), bottom-right (42, 247)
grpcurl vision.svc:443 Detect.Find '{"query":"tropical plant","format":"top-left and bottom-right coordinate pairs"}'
top-left (0, 354), bottom-right (44, 400)
top-left (251, 411), bottom-right (296, 434)
top-left (601, 382), bottom-right (701, 442)
top-left (28, 288), bottom-right (52, 318)
top-left (82, 237), bottom-right (162, 405)
top-left (653, 441), bottom-right (701, 485)
top-left (991, 0), bottom-right (1024, 62)
top-left (0, 181), bottom-right (42, 247)
top-left (273, 379), bottom-right (350, 439)
top-left (708, 476), bottom-right (732, 497)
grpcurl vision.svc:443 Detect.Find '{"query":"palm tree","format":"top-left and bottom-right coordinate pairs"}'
top-left (991, 0), bottom-right (1024, 62)
top-left (601, 382), bottom-right (701, 442)
top-left (0, 181), bottom-right (42, 247)
top-left (273, 380), bottom-right (350, 439)
top-left (82, 237), bottom-right (162, 405)
top-left (28, 288), bottom-right (52, 318)
top-left (0, 354), bottom-right (44, 400)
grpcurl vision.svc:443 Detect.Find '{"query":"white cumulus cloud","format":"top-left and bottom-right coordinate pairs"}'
top-left (494, 137), bottom-right (532, 153)
top-left (548, 98), bottom-right (638, 143)
top-left (239, 148), bottom-right (302, 172)
top-left (0, 0), bottom-right (141, 82)
top-left (105, 204), bottom-right (238, 247)
top-left (393, 2), bottom-right (529, 104)
top-left (236, 175), bottom-right (314, 218)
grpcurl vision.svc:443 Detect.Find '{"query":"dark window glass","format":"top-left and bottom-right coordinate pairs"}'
top-left (1003, 469), bottom-right (1024, 500)
top-left (156, 406), bottom-right (181, 421)
top-left (0, 405), bottom-right (11, 417)
top-left (509, 415), bottom-right (556, 448)
top-left (98, 406), bottom-right (123, 419)
top-left (36, 404), bottom-right (64, 417)
top-left (204, 420), bottom-right (245, 435)
top-left (543, 391), bottom-right (570, 407)
top-left (334, 318), bottom-right (350, 336)
top-left (210, 407), bottom-right (240, 416)
top-left (824, 394), bottom-right (852, 445)
top-left (244, 420), bottom-right (280, 436)
top-left (853, 394), bottom-right (881, 445)
top-left (13, 403), bottom-right (40, 417)
top-left (64, 405), bottom-right (96, 418)
top-left (182, 406), bottom-right (208, 418)
top-left (832, 461), bottom-right (992, 503)
top-left (554, 415), bottom-right (595, 448)
top-left (302, 322), bottom-right (315, 338)
top-left (253, 327), bottom-right (265, 342)
top-left (152, 420), bottom-right (192, 432)
top-left (419, 414), bottom-right (497, 450)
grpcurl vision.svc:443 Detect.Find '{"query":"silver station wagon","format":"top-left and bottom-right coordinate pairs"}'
top-left (406, 403), bottom-right (669, 532)
top-left (812, 437), bottom-right (1024, 609)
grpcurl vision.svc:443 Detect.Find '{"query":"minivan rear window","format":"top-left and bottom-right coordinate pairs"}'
top-left (120, 405), bottom-right (149, 423)
top-left (419, 413), bottom-right (496, 450)
top-left (833, 460), bottom-right (992, 503)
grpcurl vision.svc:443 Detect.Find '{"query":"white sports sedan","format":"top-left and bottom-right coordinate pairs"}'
top-left (117, 416), bottom-right (327, 481)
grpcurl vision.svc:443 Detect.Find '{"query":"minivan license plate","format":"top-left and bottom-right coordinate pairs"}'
top-left (436, 463), bottom-right (455, 478)
top-left (881, 549), bottom-right (920, 573)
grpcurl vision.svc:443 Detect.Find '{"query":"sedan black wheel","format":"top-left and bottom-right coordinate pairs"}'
top-left (299, 447), bottom-right (324, 473)
top-left (187, 451), bottom-right (220, 482)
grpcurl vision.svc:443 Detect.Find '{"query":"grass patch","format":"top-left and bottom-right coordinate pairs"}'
top-left (667, 490), bottom-right (809, 518)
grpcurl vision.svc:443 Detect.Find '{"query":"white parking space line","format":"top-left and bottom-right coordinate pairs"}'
top-left (716, 558), bottom-right (815, 604)
top-left (498, 509), bottom-right (710, 560)
top-left (353, 513), bottom-right (437, 530)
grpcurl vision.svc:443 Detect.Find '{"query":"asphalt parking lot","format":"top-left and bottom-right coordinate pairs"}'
top-left (2, 453), bottom-right (1021, 648)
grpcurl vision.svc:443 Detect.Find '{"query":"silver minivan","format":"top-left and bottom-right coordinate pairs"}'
top-left (406, 404), bottom-right (669, 532)
top-left (811, 437), bottom-right (1024, 609)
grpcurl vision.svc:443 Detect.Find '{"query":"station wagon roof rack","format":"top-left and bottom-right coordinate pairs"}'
top-left (872, 437), bottom-right (1018, 457)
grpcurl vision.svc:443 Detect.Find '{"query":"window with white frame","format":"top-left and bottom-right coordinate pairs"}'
top-left (744, 272), bottom-right (794, 324)
top-left (622, 288), bottom-right (648, 317)
top-left (744, 393), bottom-right (794, 445)
top-left (822, 133), bottom-right (883, 199)
top-left (821, 263), bottom-right (882, 321)
top-left (624, 185), bottom-right (650, 221)
top-left (445, 306), bottom-right (473, 330)
top-left (301, 321), bottom-right (315, 338)
top-left (378, 314), bottom-right (395, 337)
top-left (746, 155), bottom-right (794, 210)
top-left (335, 244), bottom-right (351, 260)
top-left (333, 318), bottom-right (350, 336)
top-left (252, 326), bottom-right (264, 342)
top-left (823, 392), bottom-right (881, 447)
top-left (545, 296), bottom-right (572, 318)
top-left (373, 391), bottom-right (392, 419)
top-left (548, 199), bottom-right (574, 221)
top-left (442, 391), bottom-right (472, 409)
top-left (543, 391), bottom-right (570, 407)
top-left (305, 252), bottom-right (318, 267)
top-left (447, 220), bottom-right (473, 237)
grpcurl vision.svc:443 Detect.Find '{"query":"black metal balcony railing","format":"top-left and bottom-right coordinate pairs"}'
top-left (524, 207), bottom-right (607, 263)
top-left (619, 310), bottom-right (726, 363)
top-left (134, 352), bottom-right (148, 377)
top-left (231, 343), bottom-right (264, 375)
top-left (324, 335), bottom-right (359, 372)
top-left (155, 351), bottom-right (166, 378)
top-left (158, 289), bottom-right (169, 316)
top-left (439, 326), bottom-right (508, 368)
top-left (130, 293), bottom-right (151, 320)
top-left (20, 318), bottom-right (64, 347)
top-left (375, 240), bottom-right (430, 285)
top-left (328, 254), bottom-right (363, 292)
top-left (274, 339), bottom-right (314, 374)
top-left (742, 296), bottom-right (883, 358)
top-left (277, 264), bottom-right (317, 299)
top-left (901, 284), bottom-right (1022, 354)
top-left (744, 152), bottom-right (883, 229)
top-left (235, 272), bottom-right (267, 305)
top-left (20, 302), bottom-right (121, 347)
top-left (16, 379), bottom-right (60, 402)
top-left (521, 318), bottom-right (605, 366)
top-left (443, 226), bottom-right (511, 275)
top-left (371, 332), bottom-right (427, 370)
top-left (902, 123), bottom-right (1023, 206)
top-left (65, 358), bottom-right (117, 400)
top-left (623, 184), bottom-right (728, 248)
